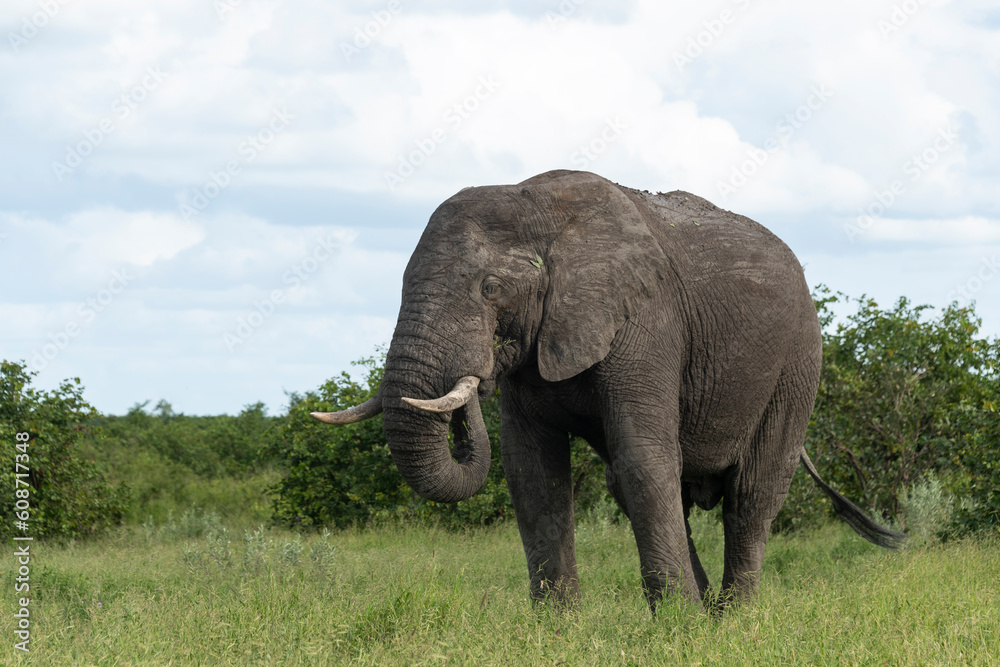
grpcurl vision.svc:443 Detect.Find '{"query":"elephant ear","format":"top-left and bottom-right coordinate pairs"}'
top-left (535, 175), bottom-right (668, 382)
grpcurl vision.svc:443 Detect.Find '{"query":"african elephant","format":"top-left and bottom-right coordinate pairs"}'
top-left (312, 169), bottom-right (903, 611)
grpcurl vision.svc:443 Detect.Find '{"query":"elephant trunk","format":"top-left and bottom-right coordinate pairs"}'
top-left (381, 335), bottom-right (491, 503)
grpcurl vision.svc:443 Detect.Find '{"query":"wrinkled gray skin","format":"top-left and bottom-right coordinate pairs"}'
top-left (317, 170), bottom-right (903, 612)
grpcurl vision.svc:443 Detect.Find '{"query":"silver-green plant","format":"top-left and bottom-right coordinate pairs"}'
top-left (206, 526), bottom-right (233, 568)
top-left (310, 528), bottom-right (337, 568)
top-left (582, 493), bottom-right (625, 528)
top-left (242, 525), bottom-right (273, 572)
top-left (279, 535), bottom-right (305, 566)
top-left (141, 515), bottom-right (160, 543)
top-left (182, 541), bottom-right (203, 570)
top-left (180, 508), bottom-right (223, 539)
top-left (900, 474), bottom-right (961, 546)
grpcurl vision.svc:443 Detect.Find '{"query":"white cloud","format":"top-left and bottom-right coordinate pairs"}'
top-left (2, 0), bottom-right (998, 412)
top-left (864, 216), bottom-right (1000, 245)
top-left (3, 208), bottom-right (203, 283)
top-left (5, 0), bottom-right (993, 213)
top-left (0, 204), bottom-right (408, 413)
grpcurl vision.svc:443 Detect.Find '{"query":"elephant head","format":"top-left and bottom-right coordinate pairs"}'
top-left (311, 170), bottom-right (667, 503)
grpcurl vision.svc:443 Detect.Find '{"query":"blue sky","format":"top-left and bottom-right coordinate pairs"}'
top-left (1, 0), bottom-right (998, 415)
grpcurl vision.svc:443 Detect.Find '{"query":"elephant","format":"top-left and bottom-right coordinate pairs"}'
top-left (311, 169), bottom-right (904, 612)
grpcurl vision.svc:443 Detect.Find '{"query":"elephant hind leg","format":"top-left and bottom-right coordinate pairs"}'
top-left (720, 373), bottom-right (812, 607)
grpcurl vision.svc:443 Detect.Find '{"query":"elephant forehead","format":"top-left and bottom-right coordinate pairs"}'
top-left (432, 186), bottom-right (554, 236)
top-left (411, 237), bottom-right (538, 281)
top-left (419, 208), bottom-right (538, 260)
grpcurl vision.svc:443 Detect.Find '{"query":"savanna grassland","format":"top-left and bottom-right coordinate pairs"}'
top-left (3, 294), bottom-right (999, 665)
top-left (3, 514), bottom-right (998, 666)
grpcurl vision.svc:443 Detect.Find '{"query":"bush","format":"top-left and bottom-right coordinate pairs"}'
top-left (266, 357), bottom-right (410, 528)
top-left (267, 357), bottom-right (506, 529)
top-left (775, 290), bottom-right (1000, 536)
top-left (898, 473), bottom-right (974, 546)
top-left (95, 401), bottom-right (279, 527)
top-left (0, 360), bottom-right (129, 540)
top-left (100, 400), bottom-right (277, 478)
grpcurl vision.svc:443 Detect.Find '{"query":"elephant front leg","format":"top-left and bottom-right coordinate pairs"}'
top-left (500, 404), bottom-right (579, 606)
top-left (607, 441), bottom-right (700, 611)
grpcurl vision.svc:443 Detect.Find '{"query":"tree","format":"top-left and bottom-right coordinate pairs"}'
top-left (0, 361), bottom-right (129, 539)
top-left (775, 290), bottom-right (1000, 534)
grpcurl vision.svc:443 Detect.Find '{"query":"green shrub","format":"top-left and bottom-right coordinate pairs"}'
top-left (775, 290), bottom-right (1000, 535)
top-left (898, 473), bottom-right (976, 546)
top-left (266, 357), bottom-right (412, 528)
top-left (96, 406), bottom-right (279, 527)
top-left (99, 400), bottom-right (277, 479)
top-left (0, 360), bottom-right (129, 540)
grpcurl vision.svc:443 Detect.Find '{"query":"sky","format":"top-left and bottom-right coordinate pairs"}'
top-left (1, 0), bottom-right (998, 416)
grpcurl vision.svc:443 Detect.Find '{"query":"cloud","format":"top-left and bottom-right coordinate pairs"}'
top-left (5, 0), bottom-right (994, 215)
top-left (0, 202), bottom-right (409, 413)
top-left (1, 0), bottom-right (998, 413)
top-left (863, 216), bottom-right (1000, 245)
top-left (2, 207), bottom-right (203, 284)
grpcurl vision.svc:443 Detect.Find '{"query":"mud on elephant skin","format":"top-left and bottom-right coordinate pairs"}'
top-left (311, 169), bottom-right (904, 613)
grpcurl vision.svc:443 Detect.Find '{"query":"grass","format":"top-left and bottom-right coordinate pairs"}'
top-left (3, 513), bottom-right (999, 666)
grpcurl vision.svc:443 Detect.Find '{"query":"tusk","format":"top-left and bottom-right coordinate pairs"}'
top-left (402, 376), bottom-right (480, 413)
top-left (310, 395), bottom-right (382, 424)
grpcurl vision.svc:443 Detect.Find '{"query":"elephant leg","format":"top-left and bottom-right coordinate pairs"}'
top-left (605, 462), bottom-right (630, 519)
top-left (682, 484), bottom-right (711, 603)
top-left (719, 483), bottom-right (780, 609)
top-left (595, 327), bottom-right (697, 612)
top-left (720, 374), bottom-right (810, 607)
top-left (500, 399), bottom-right (579, 606)
top-left (604, 411), bottom-right (699, 611)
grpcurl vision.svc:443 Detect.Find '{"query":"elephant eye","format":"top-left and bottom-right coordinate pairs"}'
top-left (481, 276), bottom-right (502, 299)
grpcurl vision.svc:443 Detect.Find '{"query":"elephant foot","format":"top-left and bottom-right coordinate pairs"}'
top-left (530, 576), bottom-right (581, 611)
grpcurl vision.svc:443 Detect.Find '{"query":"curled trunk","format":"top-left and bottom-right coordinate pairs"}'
top-left (381, 346), bottom-right (491, 503)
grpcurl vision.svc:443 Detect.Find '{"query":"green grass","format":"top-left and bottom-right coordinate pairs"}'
top-left (3, 514), bottom-right (999, 665)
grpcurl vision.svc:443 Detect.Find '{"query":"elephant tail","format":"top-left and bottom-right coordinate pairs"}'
top-left (799, 450), bottom-right (906, 549)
